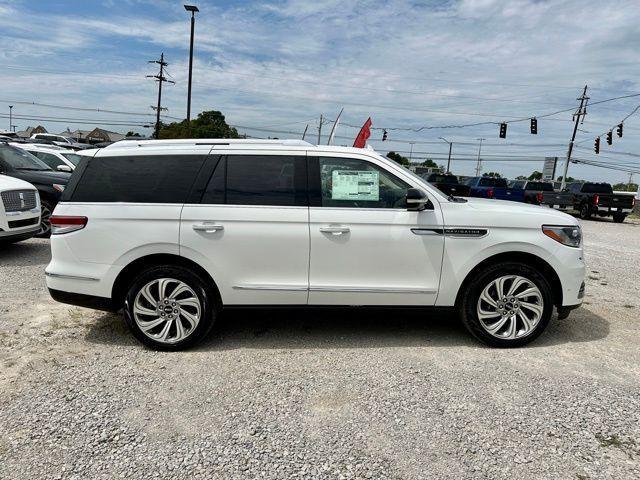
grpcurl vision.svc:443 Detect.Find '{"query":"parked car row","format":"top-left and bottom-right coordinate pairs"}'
top-left (423, 173), bottom-right (636, 223)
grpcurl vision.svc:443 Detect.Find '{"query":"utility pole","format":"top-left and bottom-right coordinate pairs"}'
top-left (146, 53), bottom-right (175, 139)
top-left (301, 124), bottom-right (309, 141)
top-left (439, 137), bottom-right (453, 173)
top-left (317, 114), bottom-right (323, 144)
top-left (8, 105), bottom-right (13, 131)
top-left (409, 142), bottom-right (415, 162)
top-left (560, 85), bottom-right (589, 190)
top-left (628, 172), bottom-right (634, 191)
top-left (475, 138), bottom-right (485, 176)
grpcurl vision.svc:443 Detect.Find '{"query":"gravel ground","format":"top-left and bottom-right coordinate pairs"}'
top-left (0, 218), bottom-right (639, 480)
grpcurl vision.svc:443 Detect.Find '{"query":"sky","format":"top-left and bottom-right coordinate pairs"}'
top-left (1, 0), bottom-right (640, 184)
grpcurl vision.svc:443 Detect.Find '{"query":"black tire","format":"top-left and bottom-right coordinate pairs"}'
top-left (579, 203), bottom-right (591, 220)
top-left (612, 213), bottom-right (626, 223)
top-left (459, 262), bottom-right (554, 348)
top-left (123, 265), bottom-right (218, 350)
top-left (36, 201), bottom-right (53, 238)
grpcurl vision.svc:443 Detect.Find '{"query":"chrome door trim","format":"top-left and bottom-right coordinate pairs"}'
top-left (45, 272), bottom-right (100, 282)
top-left (411, 227), bottom-right (488, 238)
top-left (233, 283), bottom-right (308, 292)
top-left (309, 285), bottom-right (437, 294)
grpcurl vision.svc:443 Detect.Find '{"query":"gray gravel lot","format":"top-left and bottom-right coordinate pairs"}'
top-left (0, 218), bottom-right (639, 479)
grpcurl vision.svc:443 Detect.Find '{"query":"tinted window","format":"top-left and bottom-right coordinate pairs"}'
top-left (526, 182), bottom-right (553, 191)
top-left (509, 180), bottom-right (525, 189)
top-left (0, 144), bottom-right (50, 171)
top-left (429, 174), bottom-right (458, 184)
top-left (62, 153), bottom-right (83, 166)
top-left (479, 177), bottom-right (507, 187)
top-left (34, 151), bottom-right (65, 169)
top-left (582, 183), bottom-right (613, 194)
top-left (317, 157), bottom-right (410, 208)
top-left (202, 155), bottom-right (306, 206)
top-left (71, 155), bottom-right (206, 203)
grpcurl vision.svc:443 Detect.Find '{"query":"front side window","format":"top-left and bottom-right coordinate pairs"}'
top-left (201, 155), bottom-right (306, 206)
top-left (34, 151), bottom-right (65, 169)
top-left (61, 153), bottom-right (83, 166)
top-left (0, 144), bottom-right (50, 171)
top-left (71, 155), bottom-right (206, 203)
top-left (316, 157), bottom-right (410, 208)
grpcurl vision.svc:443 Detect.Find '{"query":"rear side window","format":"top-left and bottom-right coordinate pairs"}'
top-left (34, 151), bottom-right (65, 169)
top-left (479, 177), bottom-right (507, 187)
top-left (71, 155), bottom-right (206, 203)
top-left (201, 155), bottom-right (306, 206)
top-left (527, 182), bottom-right (553, 191)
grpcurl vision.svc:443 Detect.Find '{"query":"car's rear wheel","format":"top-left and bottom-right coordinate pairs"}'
top-left (124, 265), bottom-right (217, 350)
top-left (579, 203), bottom-right (591, 220)
top-left (612, 213), bottom-right (626, 223)
top-left (460, 262), bottom-right (554, 347)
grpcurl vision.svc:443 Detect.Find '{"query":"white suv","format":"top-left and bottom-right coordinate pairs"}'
top-left (46, 139), bottom-right (585, 349)
top-left (0, 174), bottom-right (41, 244)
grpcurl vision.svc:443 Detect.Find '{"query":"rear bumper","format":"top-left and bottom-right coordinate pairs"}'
top-left (48, 288), bottom-right (117, 312)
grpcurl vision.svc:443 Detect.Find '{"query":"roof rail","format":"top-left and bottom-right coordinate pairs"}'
top-left (104, 138), bottom-right (315, 148)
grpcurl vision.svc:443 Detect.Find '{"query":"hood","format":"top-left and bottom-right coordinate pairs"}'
top-left (8, 169), bottom-right (71, 186)
top-left (443, 196), bottom-right (579, 228)
top-left (0, 174), bottom-right (37, 191)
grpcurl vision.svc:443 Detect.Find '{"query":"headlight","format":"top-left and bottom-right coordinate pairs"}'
top-left (542, 225), bottom-right (582, 248)
top-left (53, 184), bottom-right (66, 192)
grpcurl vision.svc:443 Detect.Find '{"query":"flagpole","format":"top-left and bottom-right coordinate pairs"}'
top-left (327, 107), bottom-right (344, 145)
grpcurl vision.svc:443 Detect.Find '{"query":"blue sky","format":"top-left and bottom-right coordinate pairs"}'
top-left (1, 0), bottom-right (640, 183)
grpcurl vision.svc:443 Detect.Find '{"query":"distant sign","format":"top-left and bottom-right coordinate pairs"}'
top-left (543, 157), bottom-right (558, 180)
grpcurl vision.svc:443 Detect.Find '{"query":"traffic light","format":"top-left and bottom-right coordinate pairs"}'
top-left (606, 130), bottom-right (613, 145)
top-left (530, 117), bottom-right (537, 134)
top-left (499, 122), bottom-right (507, 138)
top-left (617, 123), bottom-right (623, 138)
top-left (594, 137), bottom-right (600, 154)
top-left (382, 129), bottom-right (388, 141)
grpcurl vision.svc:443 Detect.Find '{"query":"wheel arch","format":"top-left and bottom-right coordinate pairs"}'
top-left (454, 251), bottom-right (563, 308)
top-left (111, 253), bottom-right (222, 310)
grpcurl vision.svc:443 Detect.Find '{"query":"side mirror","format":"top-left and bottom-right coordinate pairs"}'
top-left (57, 165), bottom-right (73, 173)
top-left (406, 188), bottom-right (432, 211)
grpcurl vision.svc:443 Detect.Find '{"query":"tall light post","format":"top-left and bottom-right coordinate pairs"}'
top-left (8, 105), bottom-right (13, 131)
top-left (475, 138), bottom-right (485, 176)
top-left (409, 142), bottom-right (415, 162)
top-left (439, 137), bottom-right (453, 173)
top-left (184, 5), bottom-right (199, 126)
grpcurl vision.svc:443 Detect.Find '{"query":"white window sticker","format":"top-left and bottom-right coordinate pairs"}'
top-left (331, 170), bottom-right (379, 201)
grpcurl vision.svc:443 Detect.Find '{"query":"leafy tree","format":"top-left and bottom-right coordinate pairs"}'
top-left (159, 110), bottom-right (239, 139)
top-left (386, 151), bottom-right (410, 166)
top-left (557, 176), bottom-right (576, 182)
top-left (420, 159), bottom-right (439, 168)
top-left (482, 172), bottom-right (502, 178)
top-left (528, 171), bottom-right (543, 180)
top-left (515, 175), bottom-right (528, 180)
top-left (613, 182), bottom-right (638, 192)
top-left (125, 131), bottom-right (141, 137)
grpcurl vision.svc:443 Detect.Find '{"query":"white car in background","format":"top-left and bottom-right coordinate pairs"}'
top-left (12, 143), bottom-right (82, 172)
top-left (30, 133), bottom-right (87, 150)
top-left (0, 174), bottom-right (41, 244)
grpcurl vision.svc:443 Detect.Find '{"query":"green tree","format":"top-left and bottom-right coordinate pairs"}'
top-left (612, 182), bottom-right (638, 192)
top-left (386, 151), bottom-right (410, 166)
top-left (557, 176), bottom-right (577, 182)
top-left (482, 172), bottom-right (502, 178)
top-left (515, 175), bottom-right (528, 180)
top-left (420, 159), bottom-right (440, 168)
top-left (528, 171), bottom-right (543, 180)
top-left (159, 110), bottom-right (239, 139)
top-left (125, 131), bottom-right (141, 137)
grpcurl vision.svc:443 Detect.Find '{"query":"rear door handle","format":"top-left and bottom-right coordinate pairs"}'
top-left (192, 222), bottom-right (224, 233)
top-left (320, 225), bottom-right (350, 235)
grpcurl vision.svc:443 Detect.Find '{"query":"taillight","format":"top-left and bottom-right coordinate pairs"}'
top-left (50, 216), bottom-right (87, 235)
top-left (593, 194), bottom-right (599, 206)
top-left (487, 188), bottom-right (494, 199)
top-left (536, 192), bottom-right (543, 204)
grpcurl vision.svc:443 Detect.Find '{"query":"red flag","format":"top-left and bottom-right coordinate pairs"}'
top-left (353, 117), bottom-right (372, 148)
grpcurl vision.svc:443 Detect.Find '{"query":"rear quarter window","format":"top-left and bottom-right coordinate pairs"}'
top-left (70, 155), bottom-right (206, 203)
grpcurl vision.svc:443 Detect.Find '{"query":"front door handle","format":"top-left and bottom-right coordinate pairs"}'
top-left (192, 222), bottom-right (224, 233)
top-left (320, 225), bottom-right (350, 235)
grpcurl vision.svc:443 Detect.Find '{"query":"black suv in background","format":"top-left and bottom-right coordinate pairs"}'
top-left (0, 143), bottom-right (70, 236)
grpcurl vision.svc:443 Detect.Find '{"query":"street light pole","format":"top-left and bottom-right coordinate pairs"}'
top-left (8, 105), bottom-right (13, 131)
top-left (475, 138), bottom-right (485, 176)
top-left (409, 142), bottom-right (414, 163)
top-left (184, 5), bottom-right (199, 126)
top-left (439, 137), bottom-right (453, 173)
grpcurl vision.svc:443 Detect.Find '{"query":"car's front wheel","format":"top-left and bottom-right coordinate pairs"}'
top-left (124, 265), bottom-right (217, 350)
top-left (460, 262), bottom-right (554, 347)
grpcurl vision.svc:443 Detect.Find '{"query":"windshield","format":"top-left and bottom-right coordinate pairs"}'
top-left (62, 152), bottom-right (83, 166)
top-left (527, 182), bottom-right (554, 191)
top-left (0, 144), bottom-right (51, 171)
top-left (479, 177), bottom-right (507, 187)
top-left (583, 183), bottom-right (613, 194)
top-left (429, 174), bottom-right (458, 184)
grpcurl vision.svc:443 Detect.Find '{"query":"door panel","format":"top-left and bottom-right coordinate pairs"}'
top-left (180, 153), bottom-right (309, 305)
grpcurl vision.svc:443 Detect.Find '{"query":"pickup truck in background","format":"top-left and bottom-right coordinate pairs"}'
top-left (568, 182), bottom-right (635, 223)
top-left (424, 173), bottom-right (471, 197)
top-left (466, 176), bottom-right (525, 202)
top-left (508, 180), bottom-right (574, 208)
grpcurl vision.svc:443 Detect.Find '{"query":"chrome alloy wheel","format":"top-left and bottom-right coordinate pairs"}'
top-left (133, 278), bottom-right (201, 344)
top-left (476, 275), bottom-right (543, 339)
